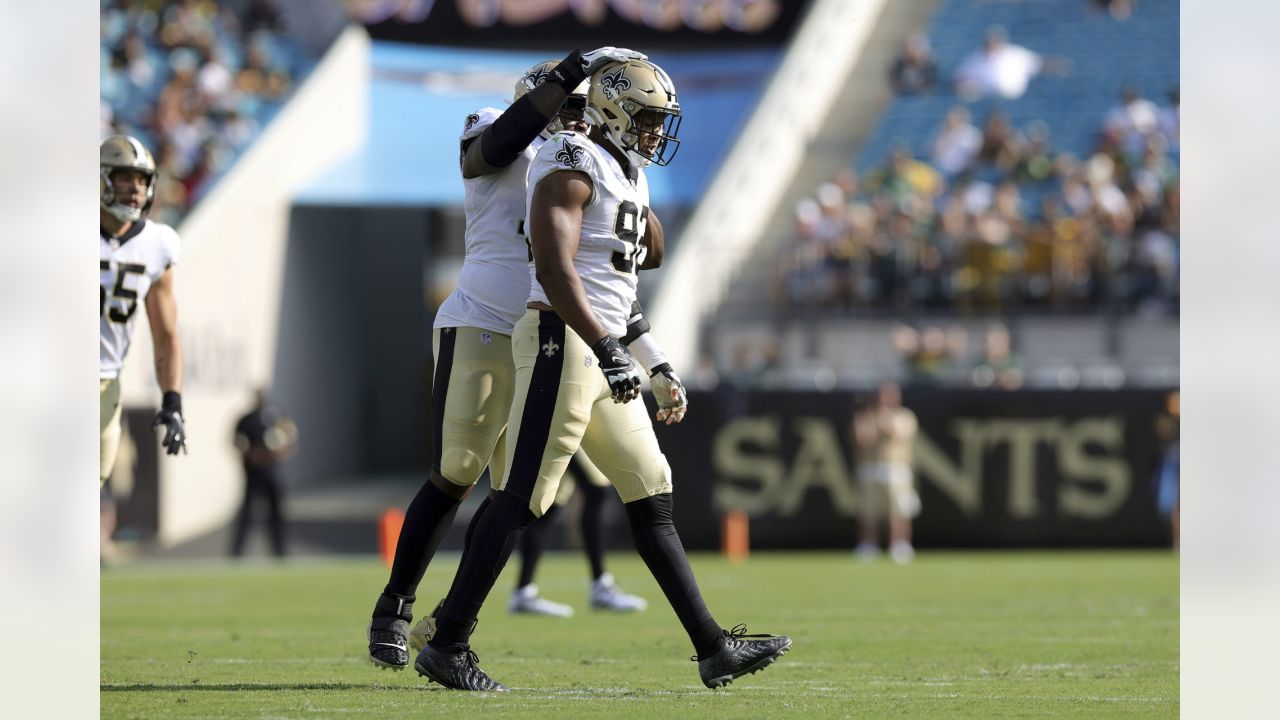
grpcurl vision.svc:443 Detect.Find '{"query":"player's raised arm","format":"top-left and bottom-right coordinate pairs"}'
top-left (462, 47), bottom-right (646, 179)
top-left (145, 266), bottom-right (187, 454)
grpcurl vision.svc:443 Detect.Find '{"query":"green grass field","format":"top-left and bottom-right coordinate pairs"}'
top-left (102, 551), bottom-right (1177, 718)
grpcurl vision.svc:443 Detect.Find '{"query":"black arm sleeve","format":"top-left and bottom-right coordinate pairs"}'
top-left (478, 50), bottom-right (588, 169)
top-left (620, 300), bottom-right (650, 345)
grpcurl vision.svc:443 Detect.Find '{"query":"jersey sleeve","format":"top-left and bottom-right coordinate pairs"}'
top-left (527, 132), bottom-right (598, 204)
top-left (460, 107), bottom-right (502, 144)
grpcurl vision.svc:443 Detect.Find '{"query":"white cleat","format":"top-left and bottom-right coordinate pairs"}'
top-left (509, 584), bottom-right (574, 617)
top-left (890, 541), bottom-right (916, 565)
top-left (589, 572), bottom-right (648, 612)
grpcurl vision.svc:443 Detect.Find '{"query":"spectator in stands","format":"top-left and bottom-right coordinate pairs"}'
top-left (1013, 121), bottom-right (1055, 184)
top-left (954, 26), bottom-right (1060, 101)
top-left (968, 324), bottom-right (1023, 389)
top-left (976, 112), bottom-right (1024, 174)
top-left (1090, 0), bottom-right (1134, 22)
top-left (893, 325), bottom-right (963, 383)
top-left (867, 147), bottom-right (943, 204)
top-left (1158, 88), bottom-right (1179, 150)
top-left (814, 183), bottom-right (856, 309)
top-left (890, 33), bottom-right (937, 95)
top-left (779, 198), bottom-right (831, 313)
top-left (852, 383), bottom-right (920, 564)
top-left (1104, 86), bottom-right (1161, 158)
top-left (931, 106), bottom-right (983, 179)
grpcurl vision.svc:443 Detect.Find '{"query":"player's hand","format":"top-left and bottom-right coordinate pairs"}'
top-left (152, 391), bottom-right (188, 455)
top-left (581, 47), bottom-right (648, 75)
top-left (590, 335), bottom-right (642, 404)
top-left (649, 363), bottom-right (687, 425)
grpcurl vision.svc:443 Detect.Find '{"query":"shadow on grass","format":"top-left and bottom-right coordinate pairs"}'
top-left (101, 682), bottom-right (416, 693)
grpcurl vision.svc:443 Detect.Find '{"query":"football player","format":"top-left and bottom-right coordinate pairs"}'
top-left (365, 47), bottom-right (675, 671)
top-left (414, 58), bottom-right (789, 692)
top-left (100, 135), bottom-right (187, 489)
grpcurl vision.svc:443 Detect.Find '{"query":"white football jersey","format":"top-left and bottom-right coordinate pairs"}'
top-left (526, 132), bottom-right (649, 337)
top-left (434, 107), bottom-right (545, 335)
top-left (100, 219), bottom-right (181, 379)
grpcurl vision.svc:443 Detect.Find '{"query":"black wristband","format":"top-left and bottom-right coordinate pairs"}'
top-left (649, 362), bottom-right (673, 378)
top-left (161, 391), bottom-right (182, 414)
top-left (590, 335), bottom-right (628, 368)
top-left (550, 49), bottom-right (587, 90)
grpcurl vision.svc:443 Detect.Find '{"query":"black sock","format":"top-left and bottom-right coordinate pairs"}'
top-left (518, 503), bottom-right (559, 588)
top-left (384, 480), bottom-right (463, 598)
top-left (430, 491), bottom-right (537, 650)
top-left (579, 480), bottom-right (608, 581)
top-left (463, 495), bottom-right (492, 552)
top-left (625, 493), bottom-right (723, 657)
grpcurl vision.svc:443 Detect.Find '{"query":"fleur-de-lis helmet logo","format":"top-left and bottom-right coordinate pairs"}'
top-left (599, 67), bottom-right (631, 100)
top-left (524, 68), bottom-right (551, 88)
top-left (463, 113), bottom-right (479, 132)
top-left (555, 142), bottom-right (585, 168)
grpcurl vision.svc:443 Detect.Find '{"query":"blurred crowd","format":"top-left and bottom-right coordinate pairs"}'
top-left (778, 24), bottom-right (1179, 319)
top-left (100, 0), bottom-right (308, 226)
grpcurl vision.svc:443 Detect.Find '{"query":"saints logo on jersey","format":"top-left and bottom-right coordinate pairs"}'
top-left (555, 142), bottom-right (585, 169)
top-left (599, 67), bottom-right (631, 100)
top-left (464, 113), bottom-right (480, 132)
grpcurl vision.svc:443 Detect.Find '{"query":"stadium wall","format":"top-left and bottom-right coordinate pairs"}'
top-left (116, 26), bottom-right (370, 546)
top-left (659, 389), bottom-right (1173, 550)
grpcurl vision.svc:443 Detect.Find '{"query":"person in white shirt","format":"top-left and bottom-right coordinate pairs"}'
top-left (99, 135), bottom-right (188, 489)
top-left (954, 26), bottom-right (1048, 101)
top-left (931, 106), bottom-right (983, 178)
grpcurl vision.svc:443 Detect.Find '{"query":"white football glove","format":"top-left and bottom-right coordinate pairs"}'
top-left (581, 47), bottom-right (649, 75)
top-left (649, 363), bottom-right (688, 425)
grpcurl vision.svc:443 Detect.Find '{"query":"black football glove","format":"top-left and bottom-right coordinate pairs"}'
top-left (649, 362), bottom-right (688, 425)
top-left (590, 335), bottom-right (642, 404)
top-left (152, 391), bottom-right (188, 455)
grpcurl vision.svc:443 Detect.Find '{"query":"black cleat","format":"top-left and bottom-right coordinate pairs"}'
top-left (366, 592), bottom-right (414, 670)
top-left (414, 644), bottom-right (508, 691)
top-left (695, 624), bottom-right (792, 689)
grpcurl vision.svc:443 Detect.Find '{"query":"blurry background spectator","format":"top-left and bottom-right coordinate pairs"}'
top-left (954, 25), bottom-right (1067, 101)
top-left (852, 383), bottom-right (920, 564)
top-left (1153, 390), bottom-right (1179, 549)
top-left (890, 33), bottom-right (937, 95)
top-left (230, 388), bottom-right (298, 558)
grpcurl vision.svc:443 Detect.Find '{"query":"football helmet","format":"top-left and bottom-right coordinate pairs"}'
top-left (585, 59), bottom-right (681, 168)
top-left (100, 135), bottom-right (156, 223)
top-left (514, 60), bottom-right (589, 140)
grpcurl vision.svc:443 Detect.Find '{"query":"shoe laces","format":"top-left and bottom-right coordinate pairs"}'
top-left (692, 624), bottom-right (772, 661)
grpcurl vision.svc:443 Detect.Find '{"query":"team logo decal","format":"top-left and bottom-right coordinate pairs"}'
top-left (599, 67), bottom-right (631, 100)
top-left (584, 355), bottom-right (593, 367)
top-left (542, 339), bottom-right (561, 357)
top-left (463, 113), bottom-right (479, 132)
top-left (555, 142), bottom-right (585, 168)
top-left (480, 332), bottom-right (492, 345)
top-left (524, 68), bottom-right (551, 88)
